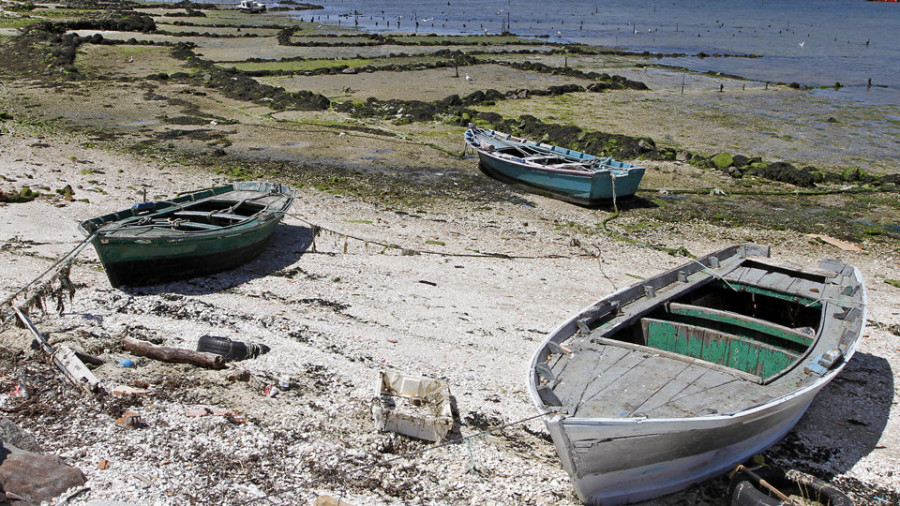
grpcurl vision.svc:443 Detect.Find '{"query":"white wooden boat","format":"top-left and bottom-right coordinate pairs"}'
top-left (526, 244), bottom-right (865, 504)
top-left (237, 0), bottom-right (266, 13)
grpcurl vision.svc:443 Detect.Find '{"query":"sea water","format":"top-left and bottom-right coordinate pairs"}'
top-left (286, 0), bottom-right (899, 106)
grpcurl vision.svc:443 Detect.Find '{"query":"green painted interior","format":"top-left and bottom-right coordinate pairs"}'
top-left (644, 319), bottom-right (797, 380)
top-left (665, 305), bottom-right (813, 348)
top-left (639, 280), bottom-right (824, 380)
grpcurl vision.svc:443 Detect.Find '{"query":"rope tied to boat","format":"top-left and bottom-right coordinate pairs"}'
top-left (688, 258), bottom-right (740, 293)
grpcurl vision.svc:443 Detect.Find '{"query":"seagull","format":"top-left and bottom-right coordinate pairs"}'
top-left (128, 56), bottom-right (134, 63)
top-left (465, 73), bottom-right (473, 83)
top-left (798, 41), bottom-right (805, 48)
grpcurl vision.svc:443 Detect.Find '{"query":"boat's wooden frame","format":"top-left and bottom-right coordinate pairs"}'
top-left (527, 244), bottom-right (865, 504)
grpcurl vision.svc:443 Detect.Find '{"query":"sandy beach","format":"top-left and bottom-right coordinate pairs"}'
top-left (1, 4), bottom-right (898, 505)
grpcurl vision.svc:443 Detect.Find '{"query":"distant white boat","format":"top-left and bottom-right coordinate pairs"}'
top-left (527, 244), bottom-right (865, 504)
top-left (237, 0), bottom-right (266, 13)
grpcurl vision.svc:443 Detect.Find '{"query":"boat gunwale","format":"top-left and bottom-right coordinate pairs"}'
top-left (78, 182), bottom-right (296, 239)
top-left (475, 150), bottom-right (640, 178)
top-left (89, 214), bottom-right (285, 243)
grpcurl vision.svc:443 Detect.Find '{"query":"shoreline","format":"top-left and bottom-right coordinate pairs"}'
top-left (1, 4), bottom-right (899, 505)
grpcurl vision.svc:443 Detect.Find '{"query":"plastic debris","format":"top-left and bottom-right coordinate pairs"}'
top-left (112, 385), bottom-right (149, 396)
top-left (372, 370), bottom-right (454, 442)
top-left (805, 233), bottom-right (863, 252)
top-left (114, 411), bottom-right (143, 429)
top-left (185, 408), bottom-right (210, 418)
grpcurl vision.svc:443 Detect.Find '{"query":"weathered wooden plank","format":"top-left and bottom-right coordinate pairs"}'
top-left (663, 374), bottom-right (746, 416)
top-left (785, 278), bottom-right (826, 299)
top-left (745, 255), bottom-right (837, 278)
top-left (577, 351), bottom-right (660, 418)
top-left (571, 347), bottom-right (640, 413)
top-left (758, 271), bottom-right (796, 292)
top-left (548, 345), bottom-right (613, 412)
top-left (736, 267), bottom-right (769, 285)
top-left (577, 353), bottom-right (682, 418)
top-left (14, 307), bottom-right (99, 393)
top-left (634, 364), bottom-right (710, 416)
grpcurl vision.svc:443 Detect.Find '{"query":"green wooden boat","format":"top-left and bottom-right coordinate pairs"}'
top-left (78, 181), bottom-right (296, 287)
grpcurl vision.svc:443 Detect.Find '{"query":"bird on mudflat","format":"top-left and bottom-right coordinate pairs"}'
top-left (465, 73), bottom-right (473, 83)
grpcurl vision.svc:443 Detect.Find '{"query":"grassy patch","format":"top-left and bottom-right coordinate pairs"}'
top-left (225, 58), bottom-right (375, 72)
top-left (32, 8), bottom-right (101, 18)
top-left (0, 17), bottom-right (42, 29)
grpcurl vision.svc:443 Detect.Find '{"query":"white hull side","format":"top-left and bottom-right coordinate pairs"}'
top-left (545, 385), bottom-right (822, 505)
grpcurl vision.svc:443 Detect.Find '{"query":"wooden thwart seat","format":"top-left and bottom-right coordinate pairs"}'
top-left (173, 210), bottom-right (250, 222)
top-left (665, 303), bottom-right (814, 348)
top-left (640, 314), bottom-right (801, 381)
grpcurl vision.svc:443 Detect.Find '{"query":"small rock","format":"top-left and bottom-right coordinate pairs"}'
top-left (0, 443), bottom-right (86, 504)
top-left (0, 419), bottom-right (41, 453)
top-left (112, 385), bottom-right (149, 396)
top-left (227, 370), bottom-right (251, 382)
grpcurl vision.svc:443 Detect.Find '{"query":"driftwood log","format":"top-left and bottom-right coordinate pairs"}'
top-left (123, 337), bottom-right (226, 369)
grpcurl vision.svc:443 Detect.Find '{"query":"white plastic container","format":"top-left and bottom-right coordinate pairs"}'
top-left (372, 370), bottom-right (454, 442)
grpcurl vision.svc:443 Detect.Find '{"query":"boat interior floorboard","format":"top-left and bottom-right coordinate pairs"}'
top-left (549, 341), bottom-right (810, 420)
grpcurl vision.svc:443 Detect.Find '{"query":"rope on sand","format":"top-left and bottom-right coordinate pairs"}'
top-left (286, 212), bottom-right (593, 260)
top-left (600, 177), bottom-right (693, 259)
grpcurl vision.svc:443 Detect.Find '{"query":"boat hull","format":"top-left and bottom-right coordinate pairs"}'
top-left (465, 127), bottom-right (644, 206)
top-left (527, 244), bottom-right (865, 504)
top-left (80, 181), bottom-right (295, 287)
top-left (545, 387), bottom-right (819, 504)
top-left (91, 217), bottom-right (281, 286)
top-left (476, 154), bottom-right (644, 206)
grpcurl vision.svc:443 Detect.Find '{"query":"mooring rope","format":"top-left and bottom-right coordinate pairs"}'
top-left (285, 212), bottom-right (589, 260)
top-left (688, 258), bottom-right (740, 293)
